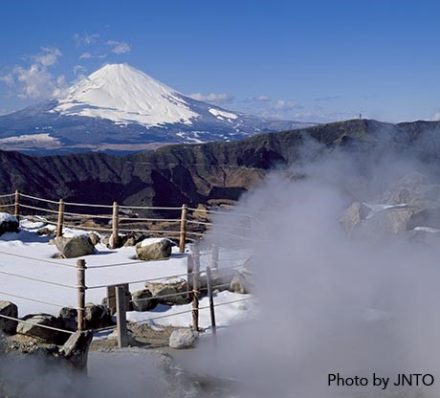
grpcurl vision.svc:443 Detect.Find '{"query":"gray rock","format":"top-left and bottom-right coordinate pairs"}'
top-left (136, 239), bottom-right (173, 261)
top-left (169, 329), bottom-right (198, 349)
top-left (131, 289), bottom-right (157, 311)
top-left (0, 301), bottom-right (18, 334)
top-left (59, 330), bottom-right (93, 371)
top-left (54, 235), bottom-right (96, 258)
top-left (88, 232), bottom-right (101, 245)
top-left (37, 227), bottom-right (55, 236)
top-left (0, 213), bottom-right (19, 236)
top-left (85, 303), bottom-right (113, 329)
top-left (229, 273), bottom-right (249, 294)
top-left (146, 280), bottom-right (192, 305)
top-left (59, 307), bottom-right (78, 331)
top-left (16, 313), bottom-right (65, 344)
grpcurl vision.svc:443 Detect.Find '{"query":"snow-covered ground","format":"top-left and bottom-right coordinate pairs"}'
top-left (0, 219), bottom-right (255, 329)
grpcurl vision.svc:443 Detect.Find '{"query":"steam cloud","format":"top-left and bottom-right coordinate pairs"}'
top-left (4, 131), bottom-right (440, 397)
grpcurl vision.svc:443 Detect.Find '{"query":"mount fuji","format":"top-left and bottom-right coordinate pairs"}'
top-left (0, 64), bottom-right (312, 154)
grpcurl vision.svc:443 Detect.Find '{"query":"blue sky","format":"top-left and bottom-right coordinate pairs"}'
top-left (1, 0), bottom-right (440, 122)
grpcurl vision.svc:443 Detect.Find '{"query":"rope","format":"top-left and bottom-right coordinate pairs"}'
top-left (0, 193), bottom-right (15, 199)
top-left (119, 218), bottom-right (181, 223)
top-left (0, 290), bottom-right (66, 308)
top-left (63, 201), bottom-right (114, 209)
top-left (0, 204), bottom-right (14, 209)
top-left (20, 204), bottom-right (59, 214)
top-left (119, 205), bottom-right (181, 211)
top-left (0, 269), bottom-right (76, 289)
top-left (20, 193), bottom-right (59, 205)
top-left (0, 313), bottom-right (74, 335)
top-left (0, 250), bottom-right (77, 268)
top-left (63, 211), bottom-right (113, 219)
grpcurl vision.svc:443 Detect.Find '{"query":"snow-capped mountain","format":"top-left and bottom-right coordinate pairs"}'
top-left (0, 64), bottom-right (312, 154)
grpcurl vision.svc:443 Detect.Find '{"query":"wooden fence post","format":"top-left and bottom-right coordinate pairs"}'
top-left (206, 266), bottom-right (216, 335)
top-left (14, 190), bottom-right (20, 220)
top-left (179, 204), bottom-right (188, 253)
top-left (191, 245), bottom-right (200, 331)
top-left (116, 285), bottom-right (128, 348)
top-left (110, 201), bottom-right (119, 249)
top-left (56, 199), bottom-right (65, 238)
top-left (76, 259), bottom-right (86, 332)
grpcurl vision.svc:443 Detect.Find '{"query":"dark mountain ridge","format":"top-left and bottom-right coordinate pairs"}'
top-left (1, 119), bottom-right (439, 208)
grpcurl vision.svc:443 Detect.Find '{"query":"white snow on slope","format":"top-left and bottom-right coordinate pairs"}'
top-left (54, 64), bottom-right (199, 127)
top-left (209, 108), bottom-right (238, 120)
top-left (0, 220), bottom-right (254, 329)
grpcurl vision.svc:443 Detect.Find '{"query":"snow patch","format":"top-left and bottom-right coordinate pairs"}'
top-left (209, 108), bottom-right (238, 120)
top-left (0, 213), bottom-right (17, 223)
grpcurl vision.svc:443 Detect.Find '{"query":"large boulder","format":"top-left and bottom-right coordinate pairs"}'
top-left (146, 280), bottom-right (192, 305)
top-left (169, 329), bottom-right (198, 349)
top-left (16, 314), bottom-right (66, 344)
top-left (88, 232), bottom-right (101, 246)
top-left (59, 304), bottom-right (114, 331)
top-left (0, 213), bottom-right (19, 236)
top-left (131, 289), bottom-right (157, 311)
top-left (54, 235), bottom-right (96, 258)
top-left (0, 301), bottom-right (18, 334)
top-left (85, 303), bottom-right (113, 329)
top-left (59, 331), bottom-right (93, 371)
top-left (136, 238), bottom-right (173, 261)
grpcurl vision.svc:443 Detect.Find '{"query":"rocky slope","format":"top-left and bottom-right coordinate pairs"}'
top-left (1, 118), bottom-right (440, 208)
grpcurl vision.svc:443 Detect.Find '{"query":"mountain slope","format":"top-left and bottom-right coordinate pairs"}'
top-left (0, 64), bottom-right (311, 154)
top-left (1, 119), bottom-right (439, 209)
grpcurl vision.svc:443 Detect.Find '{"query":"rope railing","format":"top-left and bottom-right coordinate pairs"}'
top-left (0, 269), bottom-right (77, 289)
top-left (0, 290), bottom-right (67, 308)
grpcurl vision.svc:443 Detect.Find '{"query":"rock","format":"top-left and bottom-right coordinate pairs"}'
top-left (0, 301), bottom-right (18, 334)
top-left (37, 226), bottom-right (55, 236)
top-left (193, 204), bottom-right (210, 221)
top-left (136, 238), bottom-right (173, 261)
top-left (88, 232), bottom-right (101, 245)
top-left (59, 330), bottom-right (93, 371)
top-left (85, 303), bottom-right (113, 329)
top-left (16, 314), bottom-right (66, 344)
top-left (229, 273), bottom-right (249, 294)
top-left (54, 235), bottom-right (96, 258)
top-left (340, 201), bottom-right (371, 231)
top-left (0, 213), bottom-right (19, 236)
top-left (59, 307), bottom-right (78, 331)
top-left (60, 304), bottom-right (114, 330)
top-left (123, 232), bottom-right (148, 247)
top-left (169, 329), bottom-right (198, 349)
top-left (131, 289), bottom-right (157, 311)
top-left (146, 280), bottom-right (192, 305)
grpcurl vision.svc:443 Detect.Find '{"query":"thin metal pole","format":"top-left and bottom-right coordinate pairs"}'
top-left (14, 190), bottom-right (20, 220)
top-left (206, 266), bottom-right (216, 334)
top-left (179, 204), bottom-right (188, 253)
top-left (192, 245), bottom-right (200, 331)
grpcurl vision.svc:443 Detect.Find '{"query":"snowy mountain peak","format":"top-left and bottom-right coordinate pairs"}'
top-left (54, 63), bottom-right (198, 127)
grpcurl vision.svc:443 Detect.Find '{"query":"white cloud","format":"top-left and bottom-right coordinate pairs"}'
top-left (33, 47), bottom-right (62, 66)
top-left (106, 40), bottom-right (131, 54)
top-left (272, 99), bottom-right (297, 111)
top-left (0, 46), bottom-right (65, 100)
top-left (432, 112), bottom-right (440, 121)
top-left (189, 92), bottom-right (234, 104)
top-left (74, 33), bottom-right (100, 46)
top-left (254, 95), bottom-right (271, 102)
top-left (73, 65), bottom-right (87, 76)
top-left (79, 52), bottom-right (93, 60)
